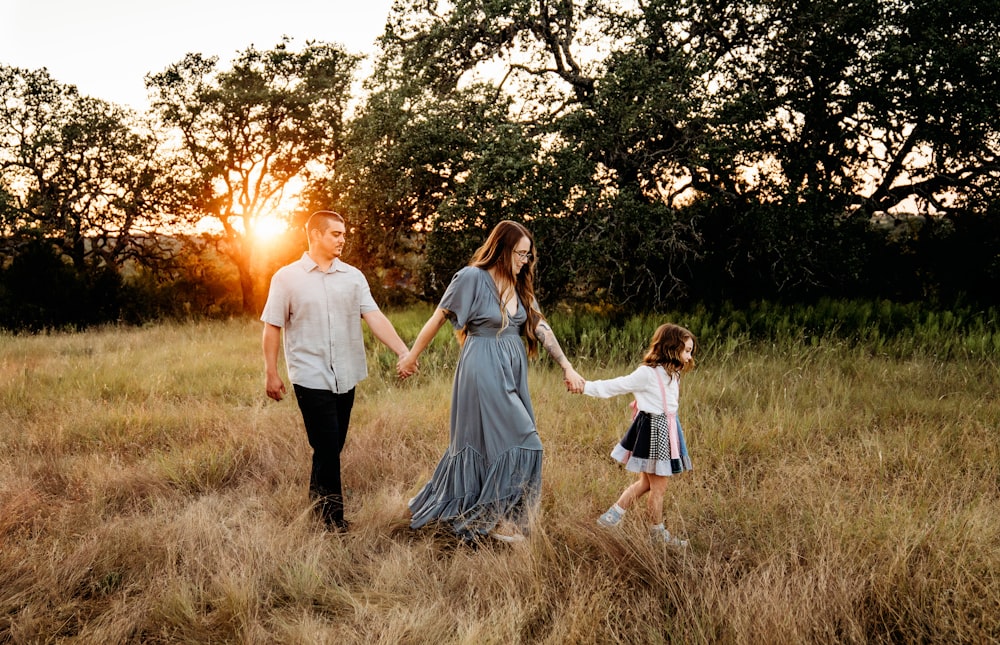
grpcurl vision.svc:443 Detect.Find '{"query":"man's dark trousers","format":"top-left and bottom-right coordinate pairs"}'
top-left (293, 384), bottom-right (356, 529)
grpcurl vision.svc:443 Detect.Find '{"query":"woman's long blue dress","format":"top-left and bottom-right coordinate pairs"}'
top-left (408, 267), bottom-right (542, 539)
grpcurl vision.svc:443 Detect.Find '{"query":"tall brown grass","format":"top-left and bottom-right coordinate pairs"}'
top-left (1, 313), bottom-right (997, 643)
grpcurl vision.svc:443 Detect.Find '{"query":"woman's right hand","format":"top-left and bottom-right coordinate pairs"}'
top-left (397, 352), bottom-right (419, 378)
top-left (397, 308), bottom-right (446, 379)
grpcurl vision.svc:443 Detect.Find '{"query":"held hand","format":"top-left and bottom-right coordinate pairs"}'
top-left (396, 352), bottom-right (419, 379)
top-left (266, 373), bottom-right (286, 401)
top-left (563, 366), bottom-right (585, 394)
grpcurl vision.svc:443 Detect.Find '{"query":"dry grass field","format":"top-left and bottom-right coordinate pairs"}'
top-left (1, 311), bottom-right (998, 643)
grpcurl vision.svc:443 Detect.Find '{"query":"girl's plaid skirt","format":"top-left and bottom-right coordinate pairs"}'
top-left (610, 411), bottom-right (692, 476)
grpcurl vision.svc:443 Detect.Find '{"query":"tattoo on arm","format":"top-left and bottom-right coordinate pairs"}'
top-left (537, 321), bottom-right (568, 367)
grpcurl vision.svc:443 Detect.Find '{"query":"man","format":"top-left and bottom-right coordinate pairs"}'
top-left (261, 210), bottom-right (409, 532)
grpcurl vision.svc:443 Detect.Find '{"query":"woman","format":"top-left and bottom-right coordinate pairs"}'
top-left (397, 220), bottom-right (585, 543)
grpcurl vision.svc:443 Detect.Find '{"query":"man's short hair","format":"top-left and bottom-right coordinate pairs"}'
top-left (305, 210), bottom-right (345, 234)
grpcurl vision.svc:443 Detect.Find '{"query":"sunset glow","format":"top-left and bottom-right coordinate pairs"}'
top-left (251, 214), bottom-right (291, 246)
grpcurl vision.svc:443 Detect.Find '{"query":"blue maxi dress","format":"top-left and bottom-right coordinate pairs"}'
top-left (408, 267), bottom-right (542, 539)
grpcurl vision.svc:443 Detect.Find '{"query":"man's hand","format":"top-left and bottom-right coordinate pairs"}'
top-left (266, 373), bottom-right (286, 401)
top-left (397, 352), bottom-right (418, 379)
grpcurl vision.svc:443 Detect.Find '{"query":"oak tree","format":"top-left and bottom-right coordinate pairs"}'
top-left (147, 39), bottom-right (359, 314)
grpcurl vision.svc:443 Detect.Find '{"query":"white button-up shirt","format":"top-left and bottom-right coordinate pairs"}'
top-left (261, 253), bottom-right (379, 393)
top-left (583, 365), bottom-right (679, 414)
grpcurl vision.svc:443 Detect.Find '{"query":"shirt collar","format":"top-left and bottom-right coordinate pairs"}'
top-left (301, 252), bottom-right (345, 273)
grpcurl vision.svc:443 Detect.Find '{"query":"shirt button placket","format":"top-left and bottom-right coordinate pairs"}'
top-left (326, 271), bottom-right (339, 391)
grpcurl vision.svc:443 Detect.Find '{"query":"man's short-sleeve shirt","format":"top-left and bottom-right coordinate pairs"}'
top-left (261, 253), bottom-right (379, 393)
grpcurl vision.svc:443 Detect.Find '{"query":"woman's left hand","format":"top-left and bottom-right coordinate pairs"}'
top-left (563, 366), bottom-right (585, 394)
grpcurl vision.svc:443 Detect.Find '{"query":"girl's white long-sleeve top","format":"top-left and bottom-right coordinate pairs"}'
top-left (582, 364), bottom-right (679, 414)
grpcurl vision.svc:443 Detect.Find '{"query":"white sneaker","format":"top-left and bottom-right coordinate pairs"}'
top-left (650, 526), bottom-right (689, 547)
top-left (597, 506), bottom-right (624, 527)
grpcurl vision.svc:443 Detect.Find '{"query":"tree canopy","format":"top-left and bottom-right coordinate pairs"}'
top-left (0, 66), bottom-right (182, 272)
top-left (327, 0), bottom-right (1000, 307)
top-left (1, 2), bottom-right (999, 329)
top-left (146, 38), bottom-right (360, 314)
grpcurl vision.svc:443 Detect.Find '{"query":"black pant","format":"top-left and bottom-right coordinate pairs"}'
top-left (293, 384), bottom-right (355, 528)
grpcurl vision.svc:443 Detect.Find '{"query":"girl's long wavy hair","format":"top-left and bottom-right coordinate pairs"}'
top-left (642, 323), bottom-right (696, 379)
top-left (466, 220), bottom-right (543, 358)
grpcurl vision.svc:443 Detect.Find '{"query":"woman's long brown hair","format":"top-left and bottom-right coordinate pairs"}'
top-left (467, 220), bottom-right (543, 357)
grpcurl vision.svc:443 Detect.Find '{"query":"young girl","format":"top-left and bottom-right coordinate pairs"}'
top-left (580, 323), bottom-right (696, 546)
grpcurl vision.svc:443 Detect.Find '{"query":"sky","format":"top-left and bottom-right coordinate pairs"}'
top-left (0, 0), bottom-right (396, 109)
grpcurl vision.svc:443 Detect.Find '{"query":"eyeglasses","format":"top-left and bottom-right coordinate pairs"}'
top-left (514, 250), bottom-right (533, 261)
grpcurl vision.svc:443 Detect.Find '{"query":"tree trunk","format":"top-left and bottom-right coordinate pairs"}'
top-left (239, 262), bottom-right (254, 316)
top-left (236, 252), bottom-right (256, 316)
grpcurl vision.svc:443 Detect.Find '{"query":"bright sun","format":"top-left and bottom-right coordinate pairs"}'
top-left (252, 214), bottom-right (291, 245)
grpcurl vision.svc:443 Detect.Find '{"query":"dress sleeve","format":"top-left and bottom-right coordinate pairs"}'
top-left (437, 266), bottom-right (479, 330)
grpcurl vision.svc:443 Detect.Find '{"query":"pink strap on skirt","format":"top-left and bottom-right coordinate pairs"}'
top-left (666, 412), bottom-right (680, 460)
top-left (655, 369), bottom-right (680, 459)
